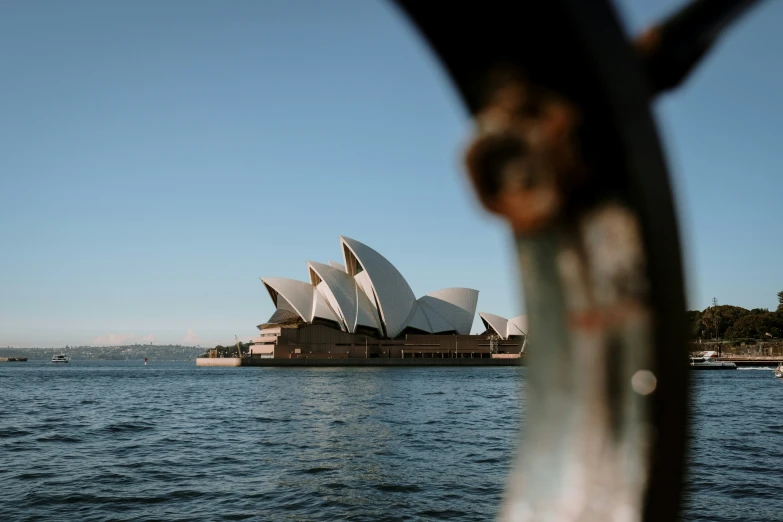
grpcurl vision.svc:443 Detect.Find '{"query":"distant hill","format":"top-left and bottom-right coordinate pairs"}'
top-left (0, 344), bottom-right (203, 361)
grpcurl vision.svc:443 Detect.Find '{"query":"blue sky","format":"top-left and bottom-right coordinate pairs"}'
top-left (1, 0), bottom-right (781, 348)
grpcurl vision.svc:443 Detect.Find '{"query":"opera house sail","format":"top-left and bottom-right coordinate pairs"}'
top-left (250, 236), bottom-right (526, 360)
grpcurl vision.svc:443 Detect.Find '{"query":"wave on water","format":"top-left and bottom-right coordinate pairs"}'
top-left (0, 428), bottom-right (32, 438)
top-left (103, 421), bottom-right (156, 433)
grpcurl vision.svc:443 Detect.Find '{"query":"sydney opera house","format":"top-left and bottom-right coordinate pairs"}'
top-left (249, 236), bottom-right (527, 360)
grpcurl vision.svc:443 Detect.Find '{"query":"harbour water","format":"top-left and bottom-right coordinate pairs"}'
top-left (1, 362), bottom-right (781, 521)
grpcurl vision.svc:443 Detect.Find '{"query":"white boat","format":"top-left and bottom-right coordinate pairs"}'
top-left (775, 362), bottom-right (782, 378)
top-left (690, 351), bottom-right (736, 370)
top-left (51, 354), bottom-right (70, 363)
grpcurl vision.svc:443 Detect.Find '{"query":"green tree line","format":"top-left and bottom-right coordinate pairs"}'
top-left (688, 290), bottom-right (783, 340)
top-left (204, 342), bottom-right (251, 357)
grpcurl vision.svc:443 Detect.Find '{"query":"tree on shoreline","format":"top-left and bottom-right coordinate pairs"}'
top-left (725, 313), bottom-right (783, 340)
top-left (696, 305), bottom-right (748, 339)
top-left (687, 291), bottom-right (783, 341)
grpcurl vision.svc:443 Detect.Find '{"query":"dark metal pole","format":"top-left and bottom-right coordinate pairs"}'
top-left (393, 1), bottom-right (763, 520)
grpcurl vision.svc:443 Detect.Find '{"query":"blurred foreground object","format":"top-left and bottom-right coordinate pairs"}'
top-left (396, 0), bottom-right (760, 520)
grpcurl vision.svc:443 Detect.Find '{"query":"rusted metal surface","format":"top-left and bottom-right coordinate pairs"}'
top-left (465, 70), bottom-right (584, 235)
top-left (466, 69), bottom-right (657, 518)
top-left (395, 0), bottom-right (760, 520)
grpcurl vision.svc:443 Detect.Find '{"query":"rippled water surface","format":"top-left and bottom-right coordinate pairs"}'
top-left (1, 362), bottom-right (781, 521)
top-left (686, 369), bottom-right (783, 521)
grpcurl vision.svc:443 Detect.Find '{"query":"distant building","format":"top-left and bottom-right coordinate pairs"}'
top-left (250, 236), bottom-right (526, 359)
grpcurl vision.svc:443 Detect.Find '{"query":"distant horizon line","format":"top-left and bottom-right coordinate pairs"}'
top-left (0, 344), bottom-right (204, 350)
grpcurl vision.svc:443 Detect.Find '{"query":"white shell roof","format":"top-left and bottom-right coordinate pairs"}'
top-left (355, 282), bottom-right (382, 332)
top-left (308, 261), bottom-right (359, 333)
top-left (418, 299), bottom-right (459, 334)
top-left (354, 271), bottom-right (376, 309)
top-left (315, 281), bottom-right (347, 330)
top-left (311, 285), bottom-right (341, 325)
top-left (260, 237), bottom-right (489, 340)
top-left (261, 277), bottom-right (315, 322)
top-left (420, 288), bottom-right (479, 335)
top-left (478, 312), bottom-right (528, 340)
top-left (479, 312), bottom-right (510, 339)
top-left (340, 236), bottom-right (416, 339)
top-left (507, 315), bottom-right (528, 337)
top-left (404, 303), bottom-right (433, 333)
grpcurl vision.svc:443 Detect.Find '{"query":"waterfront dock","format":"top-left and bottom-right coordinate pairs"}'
top-left (718, 357), bottom-right (781, 367)
top-left (197, 356), bottom-right (524, 367)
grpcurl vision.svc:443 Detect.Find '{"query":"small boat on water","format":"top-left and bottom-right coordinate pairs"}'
top-left (51, 354), bottom-right (70, 364)
top-left (690, 351), bottom-right (736, 370)
top-left (775, 362), bottom-right (782, 379)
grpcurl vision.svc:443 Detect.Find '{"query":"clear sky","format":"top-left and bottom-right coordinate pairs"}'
top-left (1, 1), bottom-right (781, 348)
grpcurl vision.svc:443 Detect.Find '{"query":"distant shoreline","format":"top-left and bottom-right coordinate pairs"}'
top-left (1, 358), bottom-right (195, 362)
top-left (0, 345), bottom-right (204, 362)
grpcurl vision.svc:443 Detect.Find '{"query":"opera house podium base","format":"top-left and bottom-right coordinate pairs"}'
top-left (197, 355), bottom-right (524, 367)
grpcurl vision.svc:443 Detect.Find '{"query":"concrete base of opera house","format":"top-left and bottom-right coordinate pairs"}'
top-left (196, 357), bottom-right (243, 367)
top-left (196, 356), bottom-right (524, 367)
